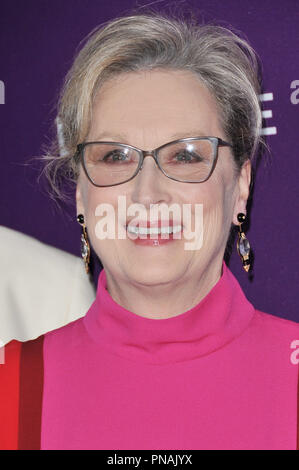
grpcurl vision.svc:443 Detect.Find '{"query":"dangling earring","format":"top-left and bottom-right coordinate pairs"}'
top-left (236, 213), bottom-right (251, 272)
top-left (77, 214), bottom-right (90, 274)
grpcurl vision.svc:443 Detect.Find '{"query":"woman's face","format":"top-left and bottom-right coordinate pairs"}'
top-left (76, 69), bottom-right (250, 287)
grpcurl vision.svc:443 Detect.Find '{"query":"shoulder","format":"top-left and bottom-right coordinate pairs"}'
top-left (253, 309), bottom-right (299, 335)
top-left (0, 225), bottom-right (77, 266)
top-left (248, 309), bottom-right (299, 367)
top-left (0, 225), bottom-right (96, 345)
top-left (44, 315), bottom-right (87, 350)
top-left (251, 309), bottom-right (299, 345)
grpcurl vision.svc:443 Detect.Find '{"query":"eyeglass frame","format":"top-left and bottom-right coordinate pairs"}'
top-left (75, 136), bottom-right (233, 188)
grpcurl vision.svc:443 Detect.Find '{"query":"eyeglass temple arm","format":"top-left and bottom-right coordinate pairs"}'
top-left (218, 138), bottom-right (233, 148)
top-left (74, 144), bottom-right (84, 163)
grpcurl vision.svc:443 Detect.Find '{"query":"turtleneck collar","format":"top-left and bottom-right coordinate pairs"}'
top-left (83, 261), bottom-right (255, 365)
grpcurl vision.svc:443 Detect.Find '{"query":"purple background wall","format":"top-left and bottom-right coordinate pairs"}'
top-left (1, 0), bottom-right (298, 322)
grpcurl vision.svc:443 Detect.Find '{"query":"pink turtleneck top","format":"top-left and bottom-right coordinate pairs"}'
top-left (41, 262), bottom-right (299, 450)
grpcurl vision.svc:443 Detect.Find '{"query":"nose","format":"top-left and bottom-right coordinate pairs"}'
top-left (138, 151), bottom-right (159, 172)
top-left (130, 153), bottom-right (172, 208)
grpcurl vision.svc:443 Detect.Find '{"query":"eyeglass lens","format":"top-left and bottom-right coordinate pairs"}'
top-left (82, 139), bottom-right (215, 186)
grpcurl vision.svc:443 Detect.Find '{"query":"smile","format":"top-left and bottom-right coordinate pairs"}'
top-left (126, 225), bottom-right (183, 235)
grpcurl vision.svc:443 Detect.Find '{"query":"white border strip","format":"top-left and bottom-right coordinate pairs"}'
top-left (262, 110), bottom-right (273, 118)
top-left (259, 92), bottom-right (274, 102)
top-left (260, 126), bottom-right (277, 136)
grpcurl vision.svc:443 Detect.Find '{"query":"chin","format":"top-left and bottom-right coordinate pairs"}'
top-left (124, 264), bottom-right (182, 287)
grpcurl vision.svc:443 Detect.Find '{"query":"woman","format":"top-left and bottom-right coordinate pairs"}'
top-left (1, 12), bottom-right (298, 450)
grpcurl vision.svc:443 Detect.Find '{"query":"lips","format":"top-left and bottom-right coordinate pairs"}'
top-left (125, 219), bottom-right (184, 240)
top-left (125, 219), bottom-right (183, 229)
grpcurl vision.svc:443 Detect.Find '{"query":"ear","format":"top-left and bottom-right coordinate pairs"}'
top-left (232, 159), bottom-right (251, 225)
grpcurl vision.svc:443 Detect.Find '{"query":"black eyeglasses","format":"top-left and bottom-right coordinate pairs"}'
top-left (75, 136), bottom-right (233, 187)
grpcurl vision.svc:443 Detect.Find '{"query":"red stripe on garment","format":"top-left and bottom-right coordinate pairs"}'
top-left (0, 340), bottom-right (22, 450)
top-left (18, 335), bottom-right (44, 450)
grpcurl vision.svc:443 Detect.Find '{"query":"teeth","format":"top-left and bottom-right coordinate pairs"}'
top-left (127, 225), bottom-right (182, 235)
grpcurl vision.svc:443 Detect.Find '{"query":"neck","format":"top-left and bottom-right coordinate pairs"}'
top-left (103, 256), bottom-right (224, 319)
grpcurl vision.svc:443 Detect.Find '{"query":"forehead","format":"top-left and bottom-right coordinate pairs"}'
top-left (89, 69), bottom-right (222, 144)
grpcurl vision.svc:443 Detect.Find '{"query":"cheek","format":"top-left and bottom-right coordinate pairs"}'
top-left (82, 186), bottom-right (99, 228)
top-left (84, 185), bottom-right (119, 217)
top-left (82, 186), bottom-right (120, 251)
top-left (203, 188), bottom-right (224, 240)
top-left (189, 176), bottom-right (233, 247)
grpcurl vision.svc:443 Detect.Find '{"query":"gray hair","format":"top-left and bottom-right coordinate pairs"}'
top-left (40, 12), bottom-right (264, 203)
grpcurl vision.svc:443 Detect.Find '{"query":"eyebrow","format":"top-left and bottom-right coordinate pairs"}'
top-left (91, 130), bottom-right (207, 145)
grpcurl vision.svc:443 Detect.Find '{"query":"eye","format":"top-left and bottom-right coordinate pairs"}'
top-left (173, 149), bottom-right (203, 163)
top-left (102, 149), bottom-right (129, 162)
